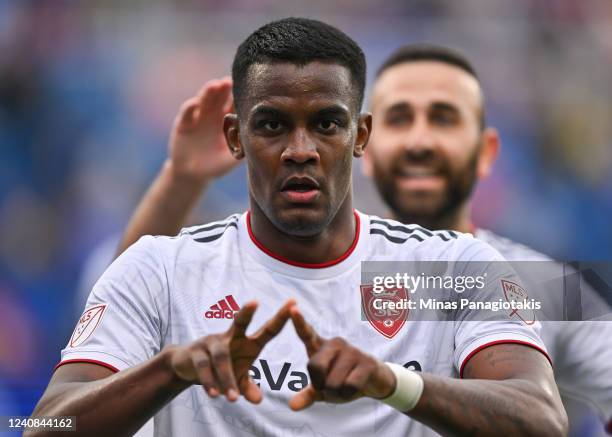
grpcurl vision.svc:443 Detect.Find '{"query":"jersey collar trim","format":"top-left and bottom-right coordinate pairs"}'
top-left (246, 210), bottom-right (360, 269)
top-left (239, 211), bottom-right (368, 279)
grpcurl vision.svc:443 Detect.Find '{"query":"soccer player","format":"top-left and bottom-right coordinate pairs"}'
top-left (111, 40), bottom-right (611, 435)
top-left (31, 19), bottom-right (567, 436)
top-left (363, 44), bottom-right (612, 433)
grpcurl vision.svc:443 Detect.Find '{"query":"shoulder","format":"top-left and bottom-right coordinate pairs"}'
top-left (125, 213), bottom-right (243, 267)
top-left (178, 213), bottom-right (242, 243)
top-left (475, 229), bottom-right (552, 262)
top-left (363, 214), bottom-right (501, 262)
top-left (368, 215), bottom-right (460, 243)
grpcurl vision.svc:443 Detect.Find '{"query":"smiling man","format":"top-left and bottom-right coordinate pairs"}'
top-left (363, 44), bottom-right (612, 433)
top-left (31, 19), bottom-right (566, 436)
top-left (363, 46), bottom-right (494, 235)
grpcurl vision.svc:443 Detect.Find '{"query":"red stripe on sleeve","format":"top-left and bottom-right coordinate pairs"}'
top-left (460, 340), bottom-right (552, 378)
top-left (54, 359), bottom-right (119, 373)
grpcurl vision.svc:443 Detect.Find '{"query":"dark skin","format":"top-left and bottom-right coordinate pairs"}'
top-left (224, 62), bottom-right (371, 264)
top-left (27, 301), bottom-right (296, 437)
top-left (29, 62), bottom-right (566, 437)
top-left (288, 307), bottom-right (566, 436)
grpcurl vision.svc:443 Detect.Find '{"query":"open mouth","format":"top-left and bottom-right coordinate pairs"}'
top-left (280, 177), bottom-right (320, 203)
top-left (397, 167), bottom-right (440, 178)
top-left (395, 167), bottom-right (444, 190)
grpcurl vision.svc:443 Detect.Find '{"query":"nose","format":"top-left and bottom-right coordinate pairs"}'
top-left (280, 128), bottom-right (320, 165)
top-left (403, 115), bottom-right (436, 159)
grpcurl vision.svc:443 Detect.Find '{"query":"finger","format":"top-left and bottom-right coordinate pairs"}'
top-left (324, 349), bottom-right (358, 396)
top-left (307, 343), bottom-right (339, 391)
top-left (215, 76), bottom-right (234, 113)
top-left (288, 385), bottom-right (323, 411)
top-left (177, 98), bottom-right (199, 126)
top-left (340, 362), bottom-right (373, 399)
top-left (231, 300), bottom-right (258, 338)
top-left (195, 79), bottom-right (217, 100)
top-left (240, 377), bottom-right (263, 404)
top-left (252, 299), bottom-right (296, 347)
top-left (199, 79), bottom-right (231, 115)
top-left (290, 306), bottom-right (322, 355)
top-left (208, 340), bottom-right (239, 401)
top-left (218, 80), bottom-right (233, 114)
top-left (190, 348), bottom-right (219, 397)
top-left (215, 85), bottom-right (232, 117)
top-left (225, 97), bottom-right (235, 115)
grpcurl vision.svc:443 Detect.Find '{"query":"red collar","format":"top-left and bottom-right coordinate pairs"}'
top-left (246, 211), bottom-right (360, 269)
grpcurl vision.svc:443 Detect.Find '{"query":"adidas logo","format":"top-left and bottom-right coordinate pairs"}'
top-left (204, 295), bottom-right (240, 319)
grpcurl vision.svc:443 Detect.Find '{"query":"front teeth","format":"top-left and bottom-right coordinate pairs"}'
top-left (400, 168), bottom-right (437, 177)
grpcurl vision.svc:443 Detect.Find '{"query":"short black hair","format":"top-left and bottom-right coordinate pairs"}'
top-left (232, 17), bottom-right (366, 114)
top-left (376, 43), bottom-right (479, 80)
top-left (376, 44), bottom-right (485, 128)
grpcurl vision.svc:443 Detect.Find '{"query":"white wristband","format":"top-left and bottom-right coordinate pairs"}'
top-left (381, 362), bottom-right (424, 412)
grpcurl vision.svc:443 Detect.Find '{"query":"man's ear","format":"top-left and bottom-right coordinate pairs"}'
top-left (354, 112), bottom-right (372, 158)
top-left (223, 113), bottom-right (245, 159)
top-left (477, 127), bottom-right (500, 180)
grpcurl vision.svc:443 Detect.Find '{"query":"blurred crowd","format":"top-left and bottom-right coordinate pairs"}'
top-left (1, 1), bottom-right (611, 435)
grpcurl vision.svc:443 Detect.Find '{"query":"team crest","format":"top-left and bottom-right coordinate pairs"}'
top-left (70, 304), bottom-right (107, 347)
top-left (360, 285), bottom-right (408, 338)
top-left (501, 280), bottom-right (535, 325)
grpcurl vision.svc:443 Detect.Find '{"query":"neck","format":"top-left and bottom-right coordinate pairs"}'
top-left (248, 197), bottom-right (357, 265)
top-left (392, 202), bottom-right (475, 234)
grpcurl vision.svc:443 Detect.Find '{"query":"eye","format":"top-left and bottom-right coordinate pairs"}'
top-left (430, 110), bottom-right (458, 126)
top-left (263, 120), bottom-right (283, 132)
top-left (317, 119), bottom-right (338, 132)
top-left (255, 119), bottom-right (285, 135)
top-left (386, 112), bottom-right (411, 127)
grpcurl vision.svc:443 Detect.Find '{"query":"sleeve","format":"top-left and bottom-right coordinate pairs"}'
top-left (450, 238), bottom-right (551, 377)
top-left (58, 235), bottom-right (168, 372)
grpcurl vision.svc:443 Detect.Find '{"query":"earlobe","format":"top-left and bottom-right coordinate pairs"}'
top-left (354, 112), bottom-right (372, 158)
top-left (223, 114), bottom-right (245, 159)
top-left (477, 127), bottom-right (500, 179)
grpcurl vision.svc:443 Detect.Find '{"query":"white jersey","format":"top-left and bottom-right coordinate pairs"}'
top-left (476, 228), bottom-right (612, 430)
top-left (61, 212), bottom-right (548, 437)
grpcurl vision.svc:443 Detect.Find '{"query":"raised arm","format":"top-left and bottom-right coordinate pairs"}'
top-left (27, 300), bottom-right (294, 437)
top-left (289, 306), bottom-right (568, 437)
top-left (117, 78), bottom-right (239, 257)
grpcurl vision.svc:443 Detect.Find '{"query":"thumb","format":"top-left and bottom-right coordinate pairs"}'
top-left (288, 384), bottom-right (322, 411)
top-left (240, 377), bottom-right (263, 405)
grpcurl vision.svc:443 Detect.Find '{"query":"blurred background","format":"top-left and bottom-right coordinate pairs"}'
top-left (1, 0), bottom-right (611, 435)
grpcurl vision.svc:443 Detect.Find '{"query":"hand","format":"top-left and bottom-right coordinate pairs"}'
top-left (167, 77), bottom-right (239, 182)
top-left (288, 306), bottom-right (396, 411)
top-left (169, 299), bottom-right (295, 403)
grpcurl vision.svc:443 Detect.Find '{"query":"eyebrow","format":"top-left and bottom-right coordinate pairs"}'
top-left (315, 105), bottom-right (350, 118)
top-left (250, 106), bottom-right (285, 117)
top-left (384, 101), bottom-right (461, 114)
top-left (430, 101), bottom-right (460, 113)
top-left (250, 104), bottom-right (351, 118)
top-left (385, 102), bottom-right (411, 113)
